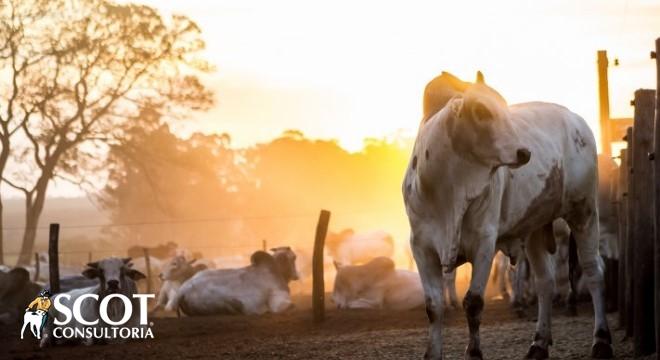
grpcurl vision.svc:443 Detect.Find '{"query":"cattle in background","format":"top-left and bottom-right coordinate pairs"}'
top-left (325, 229), bottom-right (394, 265)
top-left (172, 247), bottom-right (299, 316)
top-left (0, 268), bottom-right (41, 324)
top-left (152, 256), bottom-right (207, 314)
top-left (403, 71), bottom-right (612, 359)
top-left (332, 257), bottom-right (425, 310)
top-left (40, 257), bottom-right (145, 347)
top-left (26, 252), bottom-right (81, 283)
top-left (127, 241), bottom-right (178, 260)
top-left (130, 256), bottom-right (164, 293)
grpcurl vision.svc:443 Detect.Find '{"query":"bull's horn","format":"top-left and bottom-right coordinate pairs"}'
top-left (476, 71), bottom-right (485, 84)
top-left (86, 261), bottom-right (99, 268)
top-left (122, 257), bottom-right (132, 264)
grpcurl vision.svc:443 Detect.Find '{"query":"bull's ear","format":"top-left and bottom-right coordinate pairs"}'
top-left (125, 268), bottom-right (146, 281)
top-left (462, 99), bottom-right (492, 122)
top-left (476, 71), bottom-right (485, 84)
top-left (82, 267), bottom-right (100, 279)
top-left (449, 97), bottom-right (464, 118)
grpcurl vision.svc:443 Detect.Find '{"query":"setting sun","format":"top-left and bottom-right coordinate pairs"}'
top-left (135, 0), bottom-right (659, 151)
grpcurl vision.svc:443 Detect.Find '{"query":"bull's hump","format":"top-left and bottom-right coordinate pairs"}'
top-left (501, 163), bottom-right (564, 238)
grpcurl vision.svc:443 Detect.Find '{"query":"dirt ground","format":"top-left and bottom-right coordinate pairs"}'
top-left (0, 296), bottom-right (642, 360)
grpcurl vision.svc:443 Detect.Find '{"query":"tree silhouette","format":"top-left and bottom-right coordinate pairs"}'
top-left (1, 0), bottom-right (213, 265)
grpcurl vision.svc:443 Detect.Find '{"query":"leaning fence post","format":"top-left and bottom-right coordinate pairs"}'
top-left (652, 36), bottom-right (660, 353)
top-left (312, 210), bottom-right (331, 323)
top-left (617, 148), bottom-right (629, 329)
top-left (631, 89), bottom-right (656, 356)
top-left (625, 126), bottom-right (635, 338)
top-left (33, 252), bottom-right (40, 282)
top-left (48, 223), bottom-right (60, 294)
top-left (143, 247), bottom-right (152, 294)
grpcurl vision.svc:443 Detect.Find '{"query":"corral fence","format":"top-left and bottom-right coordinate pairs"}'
top-left (609, 37), bottom-right (660, 357)
top-left (8, 209), bottom-right (336, 324)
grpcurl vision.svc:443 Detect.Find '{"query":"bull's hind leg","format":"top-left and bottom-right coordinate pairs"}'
top-left (524, 225), bottom-right (556, 359)
top-left (568, 201), bottom-right (613, 358)
top-left (411, 236), bottom-right (446, 360)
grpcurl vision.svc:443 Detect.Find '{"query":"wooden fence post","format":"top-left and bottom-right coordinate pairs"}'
top-left (617, 148), bottom-right (629, 329)
top-left (312, 209), bottom-right (331, 323)
top-left (143, 248), bottom-right (152, 294)
top-left (652, 36), bottom-right (660, 353)
top-left (88, 251), bottom-right (92, 264)
top-left (262, 239), bottom-right (267, 252)
top-left (625, 126), bottom-right (635, 338)
top-left (33, 252), bottom-right (40, 282)
top-left (48, 223), bottom-right (60, 294)
top-left (631, 89), bottom-right (656, 356)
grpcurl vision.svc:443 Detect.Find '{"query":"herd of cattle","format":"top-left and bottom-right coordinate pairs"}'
top-left (0, 219), bottom-right (616, 346)
top-left (0, 71), bottom-right (621, 359)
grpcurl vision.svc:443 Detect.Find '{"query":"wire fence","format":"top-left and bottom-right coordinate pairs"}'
top-left (0, 207), bottom-right (412, 271)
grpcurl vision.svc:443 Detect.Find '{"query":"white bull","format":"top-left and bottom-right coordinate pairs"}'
top-left (403, 72), bottom-right (611, 359)
top-left (172, 247), bottom-right (299, 316)
top-left (332, 257), bottom-right (424, 310)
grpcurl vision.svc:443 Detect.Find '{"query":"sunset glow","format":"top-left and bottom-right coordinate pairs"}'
top-left (135, 0), bottom-right (660, 152)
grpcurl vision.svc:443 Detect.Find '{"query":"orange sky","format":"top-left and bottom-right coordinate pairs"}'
top-left (140, 0), bottom-right (660, 151)
top-left (41, 0), bottom-right (660, 196)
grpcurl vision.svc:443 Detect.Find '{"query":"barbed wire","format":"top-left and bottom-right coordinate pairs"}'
top-left (0, 208), bottom-right (399, 232)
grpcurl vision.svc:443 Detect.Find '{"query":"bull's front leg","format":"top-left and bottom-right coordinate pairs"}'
top-left (411, 234), bottom-right (446, 360)
top-left (524, 226), bottom-right (556, 359)
top-left (463, 238), bottom-right (495, 360)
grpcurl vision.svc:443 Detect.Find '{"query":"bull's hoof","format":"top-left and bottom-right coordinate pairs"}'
top-left (465, 347), bottom-right (483, 360)
top-left (591, 342), bottom-right (613, 359)
top-left (423, 350), bottom-right (443, 360)
top-left (525, 344), bottom-right (549, 359)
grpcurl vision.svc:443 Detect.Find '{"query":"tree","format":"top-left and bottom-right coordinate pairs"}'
top-left (1, 0), bottom-right (213, 265)
top-left (0, 0), bottom-right (53, 265)
top-left (99, 122), bottom-right (247, 248)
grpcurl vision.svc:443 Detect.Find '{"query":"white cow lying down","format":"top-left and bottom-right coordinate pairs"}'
top-left (326, 229), bottom-right (394, 265)
top-left (172, 247), bottom-right (299, 316)
top-left (332, 257), bottom-right (424, 310)
top-left (403, 72), bottom-right (612, 359)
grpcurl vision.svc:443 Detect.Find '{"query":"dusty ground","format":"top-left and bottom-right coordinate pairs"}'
top-left (0, 297), bottom-right (641, 360)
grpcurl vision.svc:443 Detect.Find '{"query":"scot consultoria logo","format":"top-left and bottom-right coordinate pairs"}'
top-left (21, 289), bottom-right (156, 343)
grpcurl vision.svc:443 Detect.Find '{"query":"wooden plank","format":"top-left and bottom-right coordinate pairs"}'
top-left (48, 223), bottom-right (60, 294)
top-left (312, 210), bottom-right (331, 323)
top-left (653, 36), bottom-right (660, 354)
top-left (625, 127), bottom-right (634, 338)
top-left (631, 89), bottom-right (656, 356)
top-left (617, 148), bottom-right (628, 329)
top-left (598, 50), bottom-right (611, 159)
